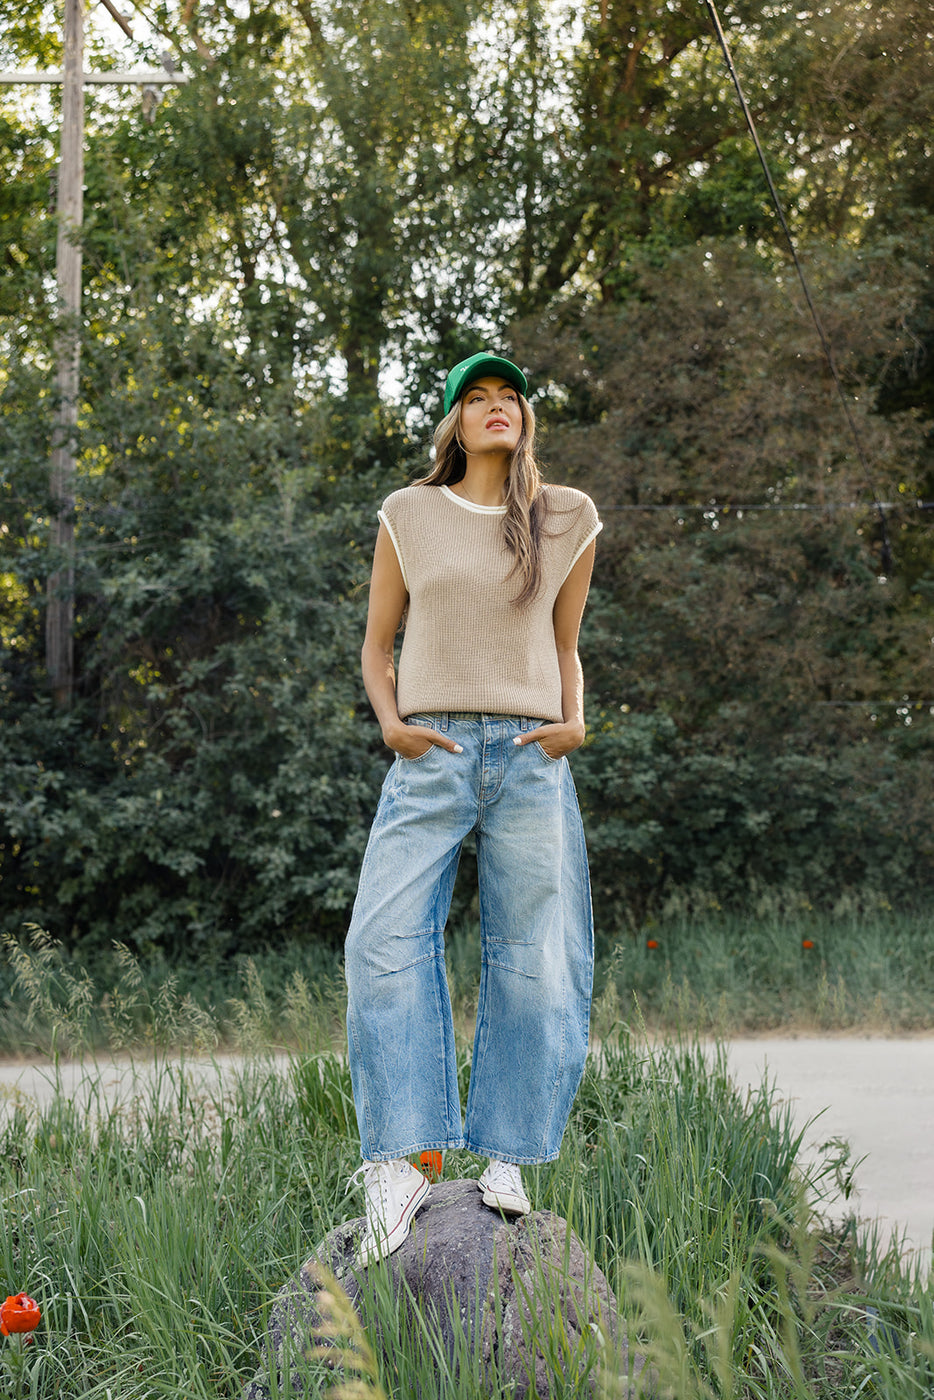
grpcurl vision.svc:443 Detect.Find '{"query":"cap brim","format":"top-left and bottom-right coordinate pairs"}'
top-left (444, 354), bottom-right (527, 414)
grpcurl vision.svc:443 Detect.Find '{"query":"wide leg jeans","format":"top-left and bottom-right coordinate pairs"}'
top-left (344, 713), bottom-right (594, 1165)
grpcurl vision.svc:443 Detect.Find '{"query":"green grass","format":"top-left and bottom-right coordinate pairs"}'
top-left (1, 1019), bottom-right (933, 1398)
top-left (593, 910), bottom-right (934, 1036)
top-left (2, 921), bottom-right (933, 1396)
top-left (2, 909), bottom-right (933, 1060)
top-left (0, 927), bottom-right (349, 1058)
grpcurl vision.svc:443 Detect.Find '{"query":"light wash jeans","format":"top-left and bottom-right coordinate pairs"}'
top-left (345, 713), bottom-right (594, 1165)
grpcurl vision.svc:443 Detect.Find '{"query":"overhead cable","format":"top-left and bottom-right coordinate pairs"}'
top-left (598, 500), bottom-right (934, 513)
top-left (700, 0), bottom-right (895, 571)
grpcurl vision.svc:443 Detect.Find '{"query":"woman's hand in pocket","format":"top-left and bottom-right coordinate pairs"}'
top-left (383, 722), bottom-right (463, 759)
top-left (514, 721), bottom-right (585, 761)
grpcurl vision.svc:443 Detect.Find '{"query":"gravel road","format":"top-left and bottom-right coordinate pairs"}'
top-left (721, 1037), bottom-right (934, 1265)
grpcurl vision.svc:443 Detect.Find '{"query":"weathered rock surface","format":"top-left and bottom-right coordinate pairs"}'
top-left (244, 1177), bottom-right (651, 1398)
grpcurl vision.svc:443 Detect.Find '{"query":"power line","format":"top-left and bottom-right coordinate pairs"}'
top-left (598, 500), bottom-right (934, 513)
top-left (816, 700), bottom-right (934, 709)
top-left (701, 0), bottom-right (895, 572)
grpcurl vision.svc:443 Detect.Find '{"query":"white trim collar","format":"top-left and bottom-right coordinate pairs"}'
top-left (439, 484), bottom-right (507, 515)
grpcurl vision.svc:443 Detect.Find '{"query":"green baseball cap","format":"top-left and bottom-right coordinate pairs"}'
top-left (443, 352), bottom-right (528, 415)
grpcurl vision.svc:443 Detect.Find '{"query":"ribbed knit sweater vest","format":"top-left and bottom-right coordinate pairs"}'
top-left (378, 483), bottom-right (602, 721)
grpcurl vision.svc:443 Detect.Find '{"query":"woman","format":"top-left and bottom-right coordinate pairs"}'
top-left (345, 351), bottom-right (601, 1265)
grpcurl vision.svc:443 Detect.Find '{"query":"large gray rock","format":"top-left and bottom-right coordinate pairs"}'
top-left (244, 1177), bottom-right (651, 1398)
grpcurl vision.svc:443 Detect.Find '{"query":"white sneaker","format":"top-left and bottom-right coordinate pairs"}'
top-left (478, 1159), bottom-right (531, 1216)
top-left (351, 1158), bottom-right (431, 1266)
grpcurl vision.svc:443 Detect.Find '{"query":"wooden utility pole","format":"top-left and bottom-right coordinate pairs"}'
top-left (46, 0), bottom-right (85, 708)
top-left (0, 1), bottom-right (188, 708)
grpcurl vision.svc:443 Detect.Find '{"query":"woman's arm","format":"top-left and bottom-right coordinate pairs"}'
top-left (515, 540), bottom-right (596, 759)
top-left (361, 525), bottom-right (462, 758)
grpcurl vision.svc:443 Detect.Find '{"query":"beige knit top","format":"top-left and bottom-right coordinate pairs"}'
top-left (378, 483), bottom-right (602, 722)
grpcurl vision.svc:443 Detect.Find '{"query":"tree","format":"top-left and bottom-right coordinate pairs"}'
top-left (2, 0), bottom-right (932, 947)
top-left (513, 240), bottom-right (933, 742)
top-left (1, 294), bottom-right (421, 954)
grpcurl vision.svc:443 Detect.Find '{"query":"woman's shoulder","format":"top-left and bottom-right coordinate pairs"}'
top-left (540, 483), bottom-right (599, 517)
top-left (541, 482), bottom-right (594, 504)
top-left (379, 482), bottom-right (438, 518)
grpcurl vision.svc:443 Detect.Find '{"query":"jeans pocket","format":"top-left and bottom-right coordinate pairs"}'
top-left (397, 716), bottom-right (437, 762)
top-left (398, 744), bottom-right (436, 764)
top-left (533, 741), bottom-right (563, 764)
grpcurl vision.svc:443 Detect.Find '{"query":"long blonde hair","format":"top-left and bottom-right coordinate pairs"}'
top-left (413, 393), bottom-right (547, 605)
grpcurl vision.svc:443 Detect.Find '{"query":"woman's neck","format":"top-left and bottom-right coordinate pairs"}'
top-left (454, 454), bottom-right (509, 508)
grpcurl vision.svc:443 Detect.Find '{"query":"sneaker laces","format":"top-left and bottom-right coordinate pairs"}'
top-left (349, 1159), bottom-right (410, 1226)
top-left (484, 1159), bottom-right (524, 1195)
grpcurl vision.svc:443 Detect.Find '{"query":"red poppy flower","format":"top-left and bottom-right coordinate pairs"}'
top-left (0, 1294), bottom-right (41, 1335)
top-left (646, 939), bottom-right (659, 950)
top-left (801, 939), bottom-right (815, 950)
top-left (419, 1150), bottom-right (443, 1181)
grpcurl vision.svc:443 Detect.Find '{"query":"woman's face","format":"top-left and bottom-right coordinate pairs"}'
top-left (458, 377), bottom-right (522, 456)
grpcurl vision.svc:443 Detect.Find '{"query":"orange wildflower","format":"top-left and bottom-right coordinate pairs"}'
top-left (419, 1150), bottom-right (444, 1181)
top-left (0, 1295), bottom-right (41, 1336)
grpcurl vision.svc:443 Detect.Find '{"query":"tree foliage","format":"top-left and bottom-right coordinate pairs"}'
top-left (0, 0), bottom-right (932, 952)
top-left (513, 240), bottom-right (933, 736)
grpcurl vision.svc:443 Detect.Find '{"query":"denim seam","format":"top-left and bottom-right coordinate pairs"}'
top-left (374, 921), bottom-right (446, 941)
top-left (464, 951), bottom-right (489, 1136)
top-left (397, 747), bottom-right (435, 766)
top-left (536, 970), bottom-right (569, 1158)
top-left (347, 1005), bottom-right (376, 1155)
top-left (462, 1141), bottom-right (561, 1167)
top-left (364, 1138), bottom-right (466, 1162)
top-left (533, 741), bottom-right (562, 764)
top-left (478, 716), bottom-right (509, 810)
top-left (373, 949), bottom-right (444, 974)
top-left (483, 954), bottom-right (538, 975)
top-left (435, 944), bottom-right (460, 1140)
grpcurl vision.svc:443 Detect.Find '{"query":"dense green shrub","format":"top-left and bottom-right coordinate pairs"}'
top-left (0, 322), bottom-right (410, 957)
top-left (575, 710), bottom-right (934, 929)
top-left (3, 2), bottom-right (933, 959)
